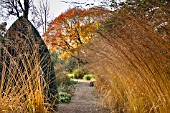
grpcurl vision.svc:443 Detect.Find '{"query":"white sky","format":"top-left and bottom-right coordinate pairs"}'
top-left (0, 0), bottom-right (103, 34)
top-left (0, 0), bottom-right (70, 30)
top-left (36, 0), bottom-right (69, 18)
top-left (0, 0), bottom-right (124, 34)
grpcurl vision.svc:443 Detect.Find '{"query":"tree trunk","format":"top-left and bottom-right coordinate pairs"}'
top-left (45, 9), bottom-right (47, 33)
top-left (24, 0), bottom-right (29, 19)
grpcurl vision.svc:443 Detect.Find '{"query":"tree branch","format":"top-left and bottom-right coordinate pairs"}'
top-left (18, 0), bottom-right (25, 12)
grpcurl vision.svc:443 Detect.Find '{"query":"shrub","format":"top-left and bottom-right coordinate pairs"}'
top-left (56, 73), bottom-right (71, 86)
top-left (58, 80), bottom-right (77, 97)
top-left (67, 68), bottom-right (85, 79)
top-left (65, 56), bottom-right (79, 72)
top-left (67, 73), bottom-right (75, 78)
top-left (58, 92), bottom-right (71, 103)
top-left (72, 68), bottom-right (84, 79)
top-left (83, 74), bottom-right (95, 81)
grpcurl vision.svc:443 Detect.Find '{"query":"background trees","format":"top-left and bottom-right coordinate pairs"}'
top-left (43, 7), bottom-right (112, 60)
top-left (0, 0), bottom-right (31, 19)
top-left (0, 0), bottom-right (52, 33)
top-left (122, 0), bottom-right (170, 41)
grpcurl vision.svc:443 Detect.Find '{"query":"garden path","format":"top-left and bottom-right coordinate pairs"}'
top-left (58, 79), bottom-right (111, 113)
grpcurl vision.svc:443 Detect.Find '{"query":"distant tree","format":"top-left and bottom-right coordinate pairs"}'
top-left (121, 0), bottom-right (170, 41)
top-left (0, 0), bottom-right (52, 32)
top-left (61, 0), bottom-right (126, 9)
top-left (0, 0), bottom-right (31, 19)
top-left (43, 7), bottom-right (112, 60)
top-left (35, 0), bottom-right (53, 33)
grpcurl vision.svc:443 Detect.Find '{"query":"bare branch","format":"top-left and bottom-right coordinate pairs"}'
top-left (17, 0), bottom-right (25, 12)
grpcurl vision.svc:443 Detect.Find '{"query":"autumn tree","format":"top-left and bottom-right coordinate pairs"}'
top-left (43, 7), bottom-right (112, 60)
top-left (69, 0), bottom-right (169, 42)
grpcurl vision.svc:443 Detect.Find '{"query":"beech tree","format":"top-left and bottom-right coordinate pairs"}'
top-left (43, 7), bottom-right (112, 60)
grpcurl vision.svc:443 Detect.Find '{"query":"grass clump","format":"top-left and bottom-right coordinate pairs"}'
top-left (0, 48), bottom-right (52, 112)
top-left (0, 35), bottom-right (57, 112)
top-left (78, 12), bottom-right (170, 113)
top-left (56, 73), bottom-right (71, 86)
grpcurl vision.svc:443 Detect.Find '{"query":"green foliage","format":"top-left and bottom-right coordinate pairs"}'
top-left (69, 79), bottom-right (78, 85)
top-left (58, 92), bottom-right (71, 103)
top-left (67, 68), bottom-right (85, 79)
top-left (50, 52), bottom-right (65, 64)
top-left (67, 73), bottom-right (75, 78)
top-left (83, 74), bottom-right (95, 81)
top-left (72, 69), bottom-right (84, 79)
top-left (58, 80), bottom-right (77, 102)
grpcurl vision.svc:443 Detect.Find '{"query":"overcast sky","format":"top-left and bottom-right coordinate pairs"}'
top-left (0, 0), bottom-right (70, 29)
top-left (0, 0), bottom-right (123, 34)
top-left (0, 0), bottom-right (106, 33)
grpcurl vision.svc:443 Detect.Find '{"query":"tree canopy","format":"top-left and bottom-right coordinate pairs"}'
top-left (43, 7), bottom-right (112, 60)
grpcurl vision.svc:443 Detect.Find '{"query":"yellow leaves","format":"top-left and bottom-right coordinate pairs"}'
top-left (58, 51), bottom-right (71, 61)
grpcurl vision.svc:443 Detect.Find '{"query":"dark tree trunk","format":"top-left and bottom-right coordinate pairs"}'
top-left (24, 0), bottom-right (29, 19)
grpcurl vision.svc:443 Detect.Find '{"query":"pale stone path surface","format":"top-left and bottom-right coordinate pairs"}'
top-left (58, 79), bottom-right (111, 113)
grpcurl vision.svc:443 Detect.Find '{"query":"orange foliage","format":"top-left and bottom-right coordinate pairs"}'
top-left (43, 7), bottom-right (112, 59)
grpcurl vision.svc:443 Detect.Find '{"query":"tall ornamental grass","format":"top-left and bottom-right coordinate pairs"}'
top-left (0, 35), bottom-right (56, 112)
top-left (79, 13), bottom-right (170, 113)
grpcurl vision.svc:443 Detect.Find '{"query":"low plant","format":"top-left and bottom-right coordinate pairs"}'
top-left (58, 79), bottom-right (77, 95)
top-left (58, 92), bottom-right (71, 103)
top-left (83, 74), bottom-right (95, 81)
top-left (72, 68), bottom-right (84, 79)
top-left (67, 73), bottom-right (75, 78)
top-left (67, 68), bottom-right (85, 79)
top-left (69, 79), bottom-right (78, 85)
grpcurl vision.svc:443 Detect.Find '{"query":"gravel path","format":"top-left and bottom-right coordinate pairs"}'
top-left (58, 80), bottom-right (111, 113)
